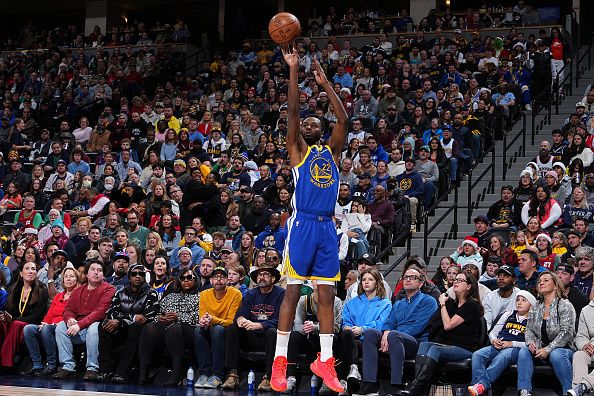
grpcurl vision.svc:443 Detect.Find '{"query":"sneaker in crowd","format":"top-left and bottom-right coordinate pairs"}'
top-left (347, 364), bottom-right (361, 382)
top-left (202, 375), bottom-right (222, 389)
top-left (83, 370), bottom-right (99, 381)
top-left (221, 373), bottom-right (239, 390)
top-left (194, 374), bottom-right (209, 388)
top-left (468, 383), bottom-right (485, 396)
top-left (518, 390), bottom-right (532, 396)
top-left (353, 381), bottom-right (380, 396)
top-left (525, 104), bottom-right (532, 111)
top-left (258, 375), bottom-right (272, 391)
top-left (52, 368), bottom-right (75, 380)
top-left (567, 383), bottom-right (592, 396)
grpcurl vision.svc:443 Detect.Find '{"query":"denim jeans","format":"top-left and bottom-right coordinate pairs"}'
top-left (471, 135), bottom-right (481, 160)
top-left (362, 328), bottom-right (419, 385)
top-left (417, 341), bottom-right (473, 363)
top-left (194, 325), bottom-right (226, 379)
top-left (448, 157), bottom-right (458, 181)
top-left (423, 181), bottom-right (435, 210)
top-left (56, 321), bottom-right (100, 372)
top-left (23, 324), bottom-right (58, 370)
top-left (517, 346), bottom-right (574, 392)
top-left (471, 346), bottom-right (520, 389)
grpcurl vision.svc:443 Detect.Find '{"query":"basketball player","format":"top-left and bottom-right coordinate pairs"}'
top-left (270, 47), bottom-right (347, 393)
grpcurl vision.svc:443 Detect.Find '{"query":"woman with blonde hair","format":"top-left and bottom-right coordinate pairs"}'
top-left (21, 266), bottom-right (81, 376)
top-left (145, 231), bottom-right (167, 256)
top-left (516, 271), bottom-right (575, 395)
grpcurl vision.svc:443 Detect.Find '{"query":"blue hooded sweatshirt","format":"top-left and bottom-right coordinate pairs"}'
top-left (342, 294), bottom-right (392, 339)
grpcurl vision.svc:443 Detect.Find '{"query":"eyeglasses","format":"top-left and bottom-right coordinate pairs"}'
top-left (212, 275), bottom-right (227, 280)
top-left (402, 275), bottom-right (420, 281)
top-left (129, 271), bottom-right (144, 277)
top-left (265, 256), bottom-right (279, 261)
top-left (453, 278), bottom-right (469, 284)
top-left (180, 275), bottom-right (196, 281)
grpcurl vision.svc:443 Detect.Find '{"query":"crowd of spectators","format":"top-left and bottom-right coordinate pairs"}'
top-left (3, 17), bottom-right (190, 51)
top-left (0, 3), bottom-right (592, 395)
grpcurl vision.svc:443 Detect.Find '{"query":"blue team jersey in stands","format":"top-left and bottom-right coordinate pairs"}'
top-left (292, 145), bottom-right (339, 216)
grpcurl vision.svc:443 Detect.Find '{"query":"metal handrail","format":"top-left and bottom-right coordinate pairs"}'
top-left (554, 61), bottom-right (573, 114)
top-left (531, 89), bottom-right (553, 145)
top-left (576, 32), bottom-right (594, 88)
top-left (379, 232), bottom-right (412, 277)
top-left (502, 113), bottom-right (527, 180)
top-left (423, 187), bottom-right (459, 263)
top-left (466, 145), bottom-right (496, 223)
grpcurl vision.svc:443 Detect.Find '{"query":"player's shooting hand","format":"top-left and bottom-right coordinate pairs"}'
top-left (281, 45), bottom-right (299, 68)
top-left (312, 57), bottom-right (328, 85)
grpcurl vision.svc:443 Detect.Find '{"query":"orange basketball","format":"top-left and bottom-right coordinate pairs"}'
top-left (268, 12), bottom-right (301, 45)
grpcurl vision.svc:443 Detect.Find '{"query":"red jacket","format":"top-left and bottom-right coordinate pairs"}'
top-left (42, 291), bottom-right (68, 324)
top-left (62, 282), bottom-right (115, 330)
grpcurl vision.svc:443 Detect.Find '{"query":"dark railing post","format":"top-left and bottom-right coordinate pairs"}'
top-left (555, 75), bottom-right (560, 115)
top-left (467, 169), bottom-right (472, 224)
top-left (453, 188), bottom-right (458, 235)
top-left (522, 113), bottom-right (526, 157)
top-left (423, 217), bottom-right (428, 264)
top-left (569, 62), bottom-right (573, 96)
top-left (491, 146), bottom-right (496, 193)
top-left (502, 132), bottom-right (507, 181)
top-left (531, 110), bottom-right (536, 145)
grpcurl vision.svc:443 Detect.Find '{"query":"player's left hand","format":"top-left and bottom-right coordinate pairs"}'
top-left (312, 57), bottom-right (328, 86)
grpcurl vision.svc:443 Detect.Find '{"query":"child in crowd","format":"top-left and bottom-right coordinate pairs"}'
top-left (451, 237), bottom-right (484, 268)
top-left (510, 230), bottom-right (528, 258)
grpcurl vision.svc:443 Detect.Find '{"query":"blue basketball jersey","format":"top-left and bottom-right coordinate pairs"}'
top-left (292, 145), bottom-right (339, 216)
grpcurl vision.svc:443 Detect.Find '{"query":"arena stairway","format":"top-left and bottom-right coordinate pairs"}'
top-left (384, 60), bottom-right (594, 285)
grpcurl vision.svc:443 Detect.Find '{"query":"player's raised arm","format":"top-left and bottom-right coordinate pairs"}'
top-left (312, 57), bottom-right (347, 164)
top-left (282, 45), bottom-right (306, 164)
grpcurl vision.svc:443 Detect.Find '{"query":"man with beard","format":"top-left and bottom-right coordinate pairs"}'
top-left (105, 252), bottom-right (130, 292)
top-left (555, 263), bottom-right (589, 320)
top-left (37, 249), bottom-right (70, 300)
top-left (197, 257), bottom-right (215, 291)
top-left (481, 265), bottom-right (520, 328)
top-left (242, 196), bottom-right (270, 235)
top-left (532, 141), bottom-right (554, 178)
top-left (220, 156), bottom-right (251, 196)
top-left (335, 183), bottom-right (353, 220)
top-left (194, 266), bottom-right (242, 389)
top-left (255, 213), bottom-right (285, 252)
top-left (222, 264), bottom-right (285, 391)
top-left (266, 51), bottom-right (348, 394)
top-left (170, 226), bottom-right (206, 271)
top-left (487, 185), bottom-right (522, 230)
top-left (126, 210), bottom-right (149, 248)
top-left (97, 264), bottom-right (159, 383)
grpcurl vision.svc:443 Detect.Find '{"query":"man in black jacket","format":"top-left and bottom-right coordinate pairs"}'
top-left (97, 263), bottom-right (159, 383)
top-left (487, 185), bottom-right (521, 231)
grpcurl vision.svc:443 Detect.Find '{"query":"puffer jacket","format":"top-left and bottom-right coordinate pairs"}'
top-left (105, 283), bottom-right (160, 326)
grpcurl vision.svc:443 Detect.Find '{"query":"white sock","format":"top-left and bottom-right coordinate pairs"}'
top-left (319, 333), bottom-right (334, 362)
top-left (274, 330), bottom-right (290, 358)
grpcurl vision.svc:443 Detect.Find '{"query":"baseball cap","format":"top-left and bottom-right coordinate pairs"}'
top-left (576, 102), bottom-right (586, 108)
top-left (211, 266), bottom-right (228, 277)
top-left (357, 253), bottom-right (376, 266)
top-left (496, 265), bottom-right (516, 277)
top-left (419, 145), bottom-right (430, 152)
top-left (114, 251), bottom-right (130, 262)
top-left (555, 263), bottom-right (574, 275)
